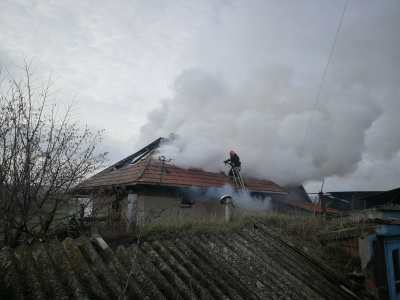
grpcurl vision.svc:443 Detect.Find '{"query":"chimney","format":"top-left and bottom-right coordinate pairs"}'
top-left (220, 195), bottom-right (235, 222)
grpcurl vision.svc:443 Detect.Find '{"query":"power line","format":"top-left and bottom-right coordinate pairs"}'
top-left (290, 0), bottom-right (349, 185)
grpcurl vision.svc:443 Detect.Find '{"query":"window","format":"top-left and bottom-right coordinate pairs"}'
top-left (180, 189), bottom-right (195, 207)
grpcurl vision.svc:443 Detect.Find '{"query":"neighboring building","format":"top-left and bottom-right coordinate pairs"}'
top-left (272, 185), bottom-right (340, 216)
top-left (312, 189), bottom-right (400, 220)
top-left (321, 191), bottom-right (383, 212)
top-left (354, 188), bottom-right (400, 210)
top-left (359, 225), bottom-right (400, 300)
top-left (348, 188), bottom-right (400, 221)
top-left (281, 200), bottom-right (339, 216)
top-left (318, 221), bottom-right (400, 299)
top-left (352, 206), bottom-right (400, 221)
top-left (79, 137), bottom-right (287, 225)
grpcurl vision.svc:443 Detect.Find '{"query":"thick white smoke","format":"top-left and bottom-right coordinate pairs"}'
top-left (136, 1), bottom-right (400, 191)
top-left (186, 184), bottom-right (271, 212)
top-left (138, 63), bottom-right (396, 189)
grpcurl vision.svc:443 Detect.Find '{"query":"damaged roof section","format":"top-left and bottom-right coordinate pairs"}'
top-left (81, 137), bottom-right (287, 194)
top-left (0, 222), bottom-right (369, 299)
top-left (113, 137), bottom-right (164, 169)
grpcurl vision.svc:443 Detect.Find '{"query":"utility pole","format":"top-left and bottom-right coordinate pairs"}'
top-left (318, 180), bottom-right (326, 218)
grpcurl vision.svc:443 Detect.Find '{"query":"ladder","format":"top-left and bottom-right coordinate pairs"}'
top-left (231, 167), bottom-right (246, 198)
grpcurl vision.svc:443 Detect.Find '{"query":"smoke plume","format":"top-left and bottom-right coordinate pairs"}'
top-left (137, 2), bottom-right (400, 191)
top-left (186, 184), bottom-right (271, 212)
top-left (138, 62), bottom-right (397, 189)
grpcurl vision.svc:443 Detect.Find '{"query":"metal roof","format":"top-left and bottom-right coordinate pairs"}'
top-left (0, 222), bottom-right (368, 299)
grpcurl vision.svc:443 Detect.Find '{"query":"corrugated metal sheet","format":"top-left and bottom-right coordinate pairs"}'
top-left (0, 222), bottom-right (370, 299)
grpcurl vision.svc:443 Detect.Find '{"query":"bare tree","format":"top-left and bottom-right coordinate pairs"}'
top-left (0, 59), bottom-right (108, 247)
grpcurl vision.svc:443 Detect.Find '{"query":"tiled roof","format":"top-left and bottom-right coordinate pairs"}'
top-left (285, 200), bottom-right (339, 214)
top-left (82, 155), bottom-right (152, 187)
top-left (81, 139), bottom-right (287, 194)
top-left (0, 222), bottom-right (368, 299)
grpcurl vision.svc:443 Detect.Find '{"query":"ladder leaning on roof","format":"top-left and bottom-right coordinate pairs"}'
top-left (231, 167), bottom-right (246, 198)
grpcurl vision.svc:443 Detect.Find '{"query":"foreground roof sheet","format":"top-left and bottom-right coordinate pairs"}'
top-left (0, 222), bottom-right (368, 299)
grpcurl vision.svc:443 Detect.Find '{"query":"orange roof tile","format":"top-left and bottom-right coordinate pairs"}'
top-left (285, 200), bottom-right (339, 213)
top-left (83, 157), bottom-right (286, 193)
top-left (80, 138), bottom-right (287, 194)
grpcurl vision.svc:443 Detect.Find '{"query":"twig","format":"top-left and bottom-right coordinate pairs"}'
top-left (118, 230), bottom-right (142, 300)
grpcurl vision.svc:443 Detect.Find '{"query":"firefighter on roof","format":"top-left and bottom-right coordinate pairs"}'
top-left (224, 150), bottom-right (241, 179)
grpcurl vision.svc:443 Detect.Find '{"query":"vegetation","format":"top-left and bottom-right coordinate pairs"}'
top-left (134, 218), bottom-right (250, 241)
top-left (254, 212), bottom-right (362, 275)
top-left (0, 59), bottom-right (108, 247)
top-left (102, 211), bottom-right (353, 244)
top-left (259, 211), bottom-right (327, 240)
top-left (101, 212), bottom-right (360, 275)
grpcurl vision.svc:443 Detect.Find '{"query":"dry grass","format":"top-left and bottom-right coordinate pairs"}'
top-left (131, 218), bottom-right (250, 242)
top-left (104, 211), bottom-right (353, 244)
top-left (257, 211), bottom-right (327, 240)
top-left (255, 212), bottom-right (362, 274)
top-left (101, 211), bottom-right (360, 275)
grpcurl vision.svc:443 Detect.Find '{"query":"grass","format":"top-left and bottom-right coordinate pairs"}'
top-left (105, 212), bottom-right (353, 244)
top-left (251, 211), bottom-right (329, 242)
top-left (254, 212), bottom-right (362, 275)
top-left (131, 218), bottom-right (250, 242)
top-left (101, 212), bottom-right (361, 275)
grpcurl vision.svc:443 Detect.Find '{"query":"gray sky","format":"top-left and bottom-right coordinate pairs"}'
top-left (1, 0), bottom-right (399, 192)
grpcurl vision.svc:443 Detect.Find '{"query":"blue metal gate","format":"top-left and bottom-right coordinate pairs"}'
top-left (385, 237), bottom-right (400, 300)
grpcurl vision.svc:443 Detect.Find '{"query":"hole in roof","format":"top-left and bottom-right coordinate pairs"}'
top-left (114, 147), bottom-right (153, 169)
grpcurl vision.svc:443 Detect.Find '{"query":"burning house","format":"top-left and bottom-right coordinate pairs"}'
top-left (78, 137), bottom-right (287, 225)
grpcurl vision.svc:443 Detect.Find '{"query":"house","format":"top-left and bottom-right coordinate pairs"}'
top-left (320, 191), bottom-right (383, 212)
top-left (349, 188), bottom-right (400, 221)
top-left (319, 188), bottom-right (400, 219)
top-left (281, 200), bottom-right (339, 215)
top-left (353, 187), bottom-right (400, 211)
top-left (0, 220), bottom-right (373, 299)
top-left (272, 185), bottom-right (340, 216)
top-left (79, 137), bottom-right (287, 225)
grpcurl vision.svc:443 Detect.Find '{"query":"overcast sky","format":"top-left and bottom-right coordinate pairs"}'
top-left (1, 0), bottom-right (399, 192)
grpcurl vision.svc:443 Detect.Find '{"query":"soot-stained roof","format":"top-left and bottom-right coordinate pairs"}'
top-left (81, 137), bottom-right (287, 194)
top-left (0, 221), bottom-right (370, 299)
